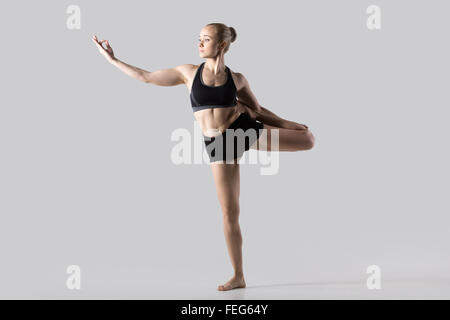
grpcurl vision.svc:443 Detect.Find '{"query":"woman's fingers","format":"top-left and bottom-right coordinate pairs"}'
top-left (92, 35), bottom-right (102, 45)
top-left (91, 36), bottom-right (103, 47)
top-left (91, 35), bottom-right (107, 49)
top-left (92, 39), bottom-right (101, 48)
top-left (93, 40), bottom-right (105, 51)
top-left (100, 40), bottom-right (113, 52)
top-left (92, 35), bottom-right (114, 59)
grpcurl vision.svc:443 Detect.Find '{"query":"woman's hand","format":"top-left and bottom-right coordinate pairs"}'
top-left (284, 121), bottom-right (309, 131)
top-left (92, 35), bottom-right (115, 62)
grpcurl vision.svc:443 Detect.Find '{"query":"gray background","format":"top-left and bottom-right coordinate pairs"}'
top-left (0, 0), bottom-right (449, 299)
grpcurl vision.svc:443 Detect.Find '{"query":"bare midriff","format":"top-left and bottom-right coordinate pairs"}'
top-left (194, 106), bottom-right (241, 137)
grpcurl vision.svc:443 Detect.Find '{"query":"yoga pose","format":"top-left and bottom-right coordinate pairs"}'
top-left (92, 23), bottom-right (315, 291)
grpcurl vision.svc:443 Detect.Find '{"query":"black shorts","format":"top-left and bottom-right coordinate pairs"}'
top-left (203, 112), bottom-right (264, 163)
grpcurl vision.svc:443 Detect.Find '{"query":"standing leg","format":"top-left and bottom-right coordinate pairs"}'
top-left (210, 162), bottom-right (246, 291)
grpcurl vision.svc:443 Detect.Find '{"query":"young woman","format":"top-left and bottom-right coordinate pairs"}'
top-left (92, 23), bottom-right (315, 291)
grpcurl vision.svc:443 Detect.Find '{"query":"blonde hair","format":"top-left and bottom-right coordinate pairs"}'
top-left (205, 23), bottom-right (237, 54)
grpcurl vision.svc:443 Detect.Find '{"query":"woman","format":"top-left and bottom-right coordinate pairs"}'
top-left (92, 23), bottom-right (315, 291)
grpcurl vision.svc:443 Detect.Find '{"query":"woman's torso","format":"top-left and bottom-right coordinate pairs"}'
top-left (185, 63), bottom-right (244, 137)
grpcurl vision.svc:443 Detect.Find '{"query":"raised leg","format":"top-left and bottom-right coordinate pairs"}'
top-left (236, 100), bottom-right (309, 131)
top-left (251, 123), bottom-right (315, 151)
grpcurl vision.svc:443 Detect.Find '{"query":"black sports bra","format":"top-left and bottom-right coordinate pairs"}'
top-left (190, 62), bottom-right (238, 113)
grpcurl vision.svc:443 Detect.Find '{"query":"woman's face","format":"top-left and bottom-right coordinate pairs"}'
top-left (198, 27), bottom-right (222, 57)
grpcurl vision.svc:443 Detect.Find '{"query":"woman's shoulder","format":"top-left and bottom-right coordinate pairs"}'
top-left (183, 63), bottom-right (201, 76)
top-left (228, 68), bottom-right (244, 90)
top-left (177, 63), bottom-right (199, 72)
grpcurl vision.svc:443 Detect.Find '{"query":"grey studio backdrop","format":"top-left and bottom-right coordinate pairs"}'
top-left (0, 0), bottom-right (449, 299)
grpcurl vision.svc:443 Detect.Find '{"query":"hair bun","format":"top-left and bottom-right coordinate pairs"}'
top-left (229, 27), bottom-right (237, 42)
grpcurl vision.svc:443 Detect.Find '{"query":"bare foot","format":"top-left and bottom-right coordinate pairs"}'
top-left (217, 275), bottom-right (246, 291)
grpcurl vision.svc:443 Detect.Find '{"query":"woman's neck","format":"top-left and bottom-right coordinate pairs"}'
top-left (204, 56), bottom-right (226, 75)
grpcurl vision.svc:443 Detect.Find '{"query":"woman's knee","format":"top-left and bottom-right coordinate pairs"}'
top-left (305, 130), bottom-right (315, 149)
top-left (221, 205), bottom-right (240, 223)
top-left (296, 129), bottom-right (315, 150)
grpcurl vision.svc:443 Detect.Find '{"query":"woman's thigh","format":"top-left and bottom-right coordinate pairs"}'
top-left (250, 123), bottom-right (314, 152)
top-left (210, 162), bottom-right (240, 216)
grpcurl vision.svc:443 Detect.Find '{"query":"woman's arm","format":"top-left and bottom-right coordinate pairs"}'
top-left (108, 58), bottom-right (153, 83)
top-left (92, 35), bottom-right (186, 86)
top-left (238, 100), bottom-right (308, 130)
top-left (236, 73), bottom-right (309, 130)
top-left (109, 58), bottom-right (186, 86)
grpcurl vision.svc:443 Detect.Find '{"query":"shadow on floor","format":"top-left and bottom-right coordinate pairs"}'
top-left (245, 279), bottom-right (364, 290)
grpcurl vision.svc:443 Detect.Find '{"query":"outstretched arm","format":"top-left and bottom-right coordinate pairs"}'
top-left (92, 35), bottom-right (187, 86)
top-left (236, 73), bottom-right (309, 130)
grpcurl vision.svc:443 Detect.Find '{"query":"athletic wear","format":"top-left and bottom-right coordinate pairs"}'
top-left (189, 62), bottom-right (264, 162)
top-left (190, 62), bottom-right (237, 113)
top-left (204, 112), bottom-right (264, 163)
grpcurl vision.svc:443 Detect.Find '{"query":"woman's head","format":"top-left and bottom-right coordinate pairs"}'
top-left (198, 23), bottom-right (237, 58)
